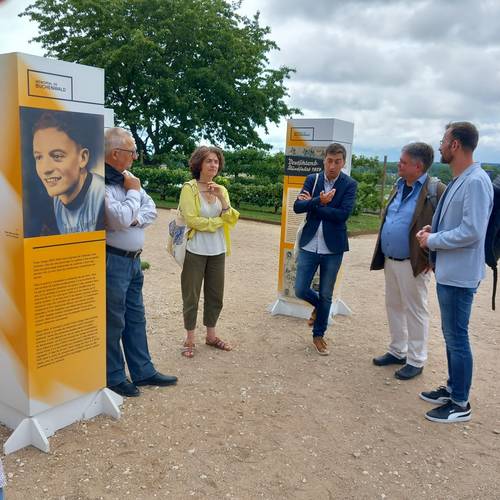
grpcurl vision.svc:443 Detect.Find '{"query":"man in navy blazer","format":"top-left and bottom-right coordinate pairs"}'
top-left (417, 122), bottom-right (493, 423)
top-left (293, 143), bottom-right (357, 355)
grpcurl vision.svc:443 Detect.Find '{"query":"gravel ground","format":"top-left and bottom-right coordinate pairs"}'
top-left (1, 210), bottom-right (500, 499)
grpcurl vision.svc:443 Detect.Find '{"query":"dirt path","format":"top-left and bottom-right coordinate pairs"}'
top-left (2, 212), bottom-right (499, 499)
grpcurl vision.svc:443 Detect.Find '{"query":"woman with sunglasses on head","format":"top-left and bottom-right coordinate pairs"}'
top-left (178, 146), bottom-right (239, 358)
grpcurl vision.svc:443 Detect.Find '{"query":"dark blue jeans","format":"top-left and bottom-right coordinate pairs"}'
top-left (295, 249), bottom-right (343, 337)
top-left (106, 253), bottom-right (156, 386)
top-left (436, 283), bottom-right (477, 405)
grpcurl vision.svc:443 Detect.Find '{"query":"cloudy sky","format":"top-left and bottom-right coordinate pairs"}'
top-left (2, 0), bottom-right (500, 161)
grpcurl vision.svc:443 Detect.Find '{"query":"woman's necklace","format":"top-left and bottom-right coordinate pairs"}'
top-left (197, 180), bottom-right (216, 203)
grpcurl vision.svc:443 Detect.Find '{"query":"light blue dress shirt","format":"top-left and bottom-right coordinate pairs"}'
top-left (381, 173), bottom-right (428, 259)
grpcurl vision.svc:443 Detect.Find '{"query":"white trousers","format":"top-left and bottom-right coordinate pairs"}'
top-left (384, 258), bottom-right (431, 367)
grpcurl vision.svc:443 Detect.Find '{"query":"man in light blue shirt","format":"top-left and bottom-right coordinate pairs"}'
top-left (371, 143), bottom-right (445, 379)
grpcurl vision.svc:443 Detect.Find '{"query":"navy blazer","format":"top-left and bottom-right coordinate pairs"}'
top-left (293, 171), bottom-right (357, 254)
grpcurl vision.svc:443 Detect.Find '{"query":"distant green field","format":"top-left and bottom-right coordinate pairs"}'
top-left (152, 194), bottom-right (380, 235)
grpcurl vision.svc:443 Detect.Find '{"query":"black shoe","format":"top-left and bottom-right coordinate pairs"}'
top-left (420, 386), bottom-right (451, 404)
top-left (425, 401), bottom-right (471, 423)
top-left (394, 364), bottom-right (423, 380)
top-left (135, 372), bottom-right (178, 387)
top-left (372, 352), bottom-right (406, 366)
top-left (108, 380), bottom-right (140, 397)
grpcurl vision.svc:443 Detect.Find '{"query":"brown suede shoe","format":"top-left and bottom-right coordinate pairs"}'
top-left (313, 337), bottom-right (329, 356)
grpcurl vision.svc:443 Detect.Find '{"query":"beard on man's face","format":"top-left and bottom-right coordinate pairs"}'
top-left (440, 150), bottom-right (451, 164)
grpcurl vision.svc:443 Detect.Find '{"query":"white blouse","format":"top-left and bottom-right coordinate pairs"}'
top-left (186, 194), bottom-right (227, 256)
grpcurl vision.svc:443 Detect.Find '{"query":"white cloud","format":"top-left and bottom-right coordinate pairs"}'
top-left (239, 0), bottom-right (500, 161)
top-left (0, 0), bottom-right (43, 55)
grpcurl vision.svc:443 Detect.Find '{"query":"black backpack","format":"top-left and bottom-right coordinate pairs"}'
top-left (485, 176), bottom-right (500, 310)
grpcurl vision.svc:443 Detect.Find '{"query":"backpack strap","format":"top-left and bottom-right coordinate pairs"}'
top-left (426, 176), bottom-right (440, 210)
top-left (311, 173), bottom-right (319, 197)
top-left (492, 266), bottom-right (497, 311)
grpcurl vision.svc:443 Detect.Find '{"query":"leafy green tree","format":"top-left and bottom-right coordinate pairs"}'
top-left (350, 154), bottom-right (382, 215)
top-left (351, 154), bottom-right (380, 172)
top-left (22, 0), bottom-right (300, 158)
top-left (224, 149), bottom-right (284, 181)
top-left (428, 163), bottom-right (452, 184)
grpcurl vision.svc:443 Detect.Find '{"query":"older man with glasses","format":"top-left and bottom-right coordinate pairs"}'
top-left (104, 127), bottom-right (177, 397)
top-left (371, 143), bottom-right (445, 380)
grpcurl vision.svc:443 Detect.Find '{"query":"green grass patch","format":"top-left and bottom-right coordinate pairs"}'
top-left (347, 213), bottom-right (381, 235)
top-left (151, 194), bottom-right (380, 234)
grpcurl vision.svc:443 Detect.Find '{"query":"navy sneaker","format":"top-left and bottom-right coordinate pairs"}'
top-left (425, 401), bottom-right (471, 423)
top-left (420, 386), bottom-right (451, 404)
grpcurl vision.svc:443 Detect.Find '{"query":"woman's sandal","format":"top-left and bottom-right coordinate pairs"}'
top-left (181, 342), bottom-right (195, 358)
top-left (205, 336), bottom-right (232, 351)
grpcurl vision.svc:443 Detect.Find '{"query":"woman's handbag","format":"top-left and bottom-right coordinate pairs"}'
top-left (293, 173), bottom-right (319, 259)
top-left (166, 207), bottom-right (188, 267)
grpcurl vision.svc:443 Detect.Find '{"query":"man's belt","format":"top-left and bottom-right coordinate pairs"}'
top-left (386, 256), bottom-right (409, 262)
top-left (106, 245), bottom-right (142, 259)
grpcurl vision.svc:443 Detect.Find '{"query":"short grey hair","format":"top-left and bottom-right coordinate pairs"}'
top-left (401, 142), bottom-right (434, 171)
top-left (105, 127), bottom-right (134, 155)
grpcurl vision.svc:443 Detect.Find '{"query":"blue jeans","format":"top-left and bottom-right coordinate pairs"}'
top-left (0, 487), bottom-right (3, 500)
top-left (295, 249), bottom-right (343, 337)
top-left (436, 283), bottom-right (477, 405)
top-left (106, 253), bottom-right (156, 386)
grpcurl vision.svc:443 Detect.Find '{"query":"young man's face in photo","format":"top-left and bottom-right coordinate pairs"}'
top-left (33, 127), bottom-right (89, 203)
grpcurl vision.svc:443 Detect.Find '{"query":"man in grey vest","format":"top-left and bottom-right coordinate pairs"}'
top-left (371, 143), bottom-right (445, 379)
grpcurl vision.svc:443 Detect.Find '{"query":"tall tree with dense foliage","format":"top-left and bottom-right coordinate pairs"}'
top-left (22, 0), bottom-right (300, 157)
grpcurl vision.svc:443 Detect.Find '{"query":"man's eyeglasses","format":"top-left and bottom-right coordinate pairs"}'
top-left (440, 138), bottom-right (457, 146)
top-left (115, 148), bottom-right (138, 157)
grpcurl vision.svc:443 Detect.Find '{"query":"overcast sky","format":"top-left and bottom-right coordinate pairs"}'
top-left (2, 0), bottom-right (500, 161)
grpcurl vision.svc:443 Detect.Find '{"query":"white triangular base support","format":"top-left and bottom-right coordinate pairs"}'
top-left (268, 296), bottom-right (352, 324)
top-left (83, 388), bottom-right (122, 420)
top-left (4, 417), bottom-right (50, 454)
top-left (330, 298), bottom-right (352, 317)
top-left (1, 388), bottom-right (123, 454)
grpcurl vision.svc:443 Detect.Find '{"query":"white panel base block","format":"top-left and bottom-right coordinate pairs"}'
top-left (268, 297), bottom-right (352, 324)
top-left (1, 389), bottom-right (123, 454)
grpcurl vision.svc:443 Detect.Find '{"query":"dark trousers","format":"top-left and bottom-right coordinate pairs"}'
top-left (181, 251), bottom-right (225, 330)
top-left (295, 249), bottom-right (343, 337)
top-left (437, 283), bottom-right (477, 405)
top-left (106, 253), bottom-right (156, 386)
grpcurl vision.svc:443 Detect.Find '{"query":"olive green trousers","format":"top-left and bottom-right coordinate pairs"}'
top-left (181, 250), bottom-right (225, 330)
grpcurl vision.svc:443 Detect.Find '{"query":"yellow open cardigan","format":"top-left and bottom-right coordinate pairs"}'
top-left (178, 179), bottom-right (240, 256)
